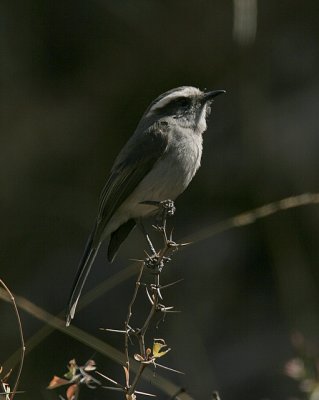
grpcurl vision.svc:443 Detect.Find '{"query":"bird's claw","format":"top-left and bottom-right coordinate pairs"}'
top-left (159, 199), bottom-right (176, 217)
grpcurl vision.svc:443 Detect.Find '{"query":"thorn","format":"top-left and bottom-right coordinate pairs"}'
top-left (126, 324), bottom-right (134, 332)
top-left (135, 389), bottom-right (157, 397)
top-left (160, 279), bottom-right (184, 290)
top-left (95, 371), bottom-right (122, 387)
top-left (154, 362), bottom-right (184, 375)
top-left (159, 306), bottom-right (174, 311)
top-left (146, 287), bottom-right (154, 305)
top-left (100, 328), bottom-right (127, 334)
top-left (101, 386), bottom-right (124, 392)
top-left (169, 227), bottom-right (174, 241)
top-left (178, 241), bottom-right (193, 247)
top-left (129, 258), bottom-right (144, 263)
top-left (166, 240), bottom-right (178, 247)
top-left (127, 331), bottom-right (134, 345)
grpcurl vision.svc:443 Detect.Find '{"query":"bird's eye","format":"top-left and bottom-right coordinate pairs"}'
top-left (177, 97), bottom-right (190, 107)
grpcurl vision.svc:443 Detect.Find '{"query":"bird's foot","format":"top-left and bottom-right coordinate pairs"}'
top-left (159, 199), bottom-right (176, 217)
top-left (140, 199), bottom-right (175, 217)
top-left (153, 199), bottom-right (175, 230)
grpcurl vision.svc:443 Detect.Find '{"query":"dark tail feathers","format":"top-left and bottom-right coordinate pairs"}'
top-left (66, 227), bottom-right (101, 326)
top-left (66, 219), bottom-right (136, 325)
top-left (107, 219), bottom-right (136, 262)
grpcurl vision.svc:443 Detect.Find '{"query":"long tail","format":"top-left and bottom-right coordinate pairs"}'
top-left (66, 227), bottom-right (101, 326)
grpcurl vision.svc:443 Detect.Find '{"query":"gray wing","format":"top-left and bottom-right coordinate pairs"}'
top-left (66, 121), bottom-right (168, 325)
top-left (93, 121), bottom-right (169, 243)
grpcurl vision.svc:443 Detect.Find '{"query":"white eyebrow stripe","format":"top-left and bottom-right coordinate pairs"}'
top-left (149, 87), bottom-right (202, 112)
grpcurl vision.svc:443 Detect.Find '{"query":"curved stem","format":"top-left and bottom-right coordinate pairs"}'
top-left (0, 279), bottom-right (25, 400)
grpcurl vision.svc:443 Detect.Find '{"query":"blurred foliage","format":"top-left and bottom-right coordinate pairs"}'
top-left (1, 1), bottom-right (319, 399)
top-left (284, 332), bottom-right (319, 400)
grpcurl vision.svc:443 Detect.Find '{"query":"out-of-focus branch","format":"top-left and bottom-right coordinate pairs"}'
top-left (0, 279), bottom-right (25, 400)
top-left (183, 192), bottom-right (319, 245)
top-left (233, 0), bottom-right (258, 46)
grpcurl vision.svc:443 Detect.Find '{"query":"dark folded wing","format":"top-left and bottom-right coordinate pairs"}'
top-left (93, 121), bottom-right (169, 242)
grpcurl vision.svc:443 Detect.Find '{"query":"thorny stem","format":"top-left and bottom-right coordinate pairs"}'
top-left (125, 200), bottom-right (178, 398)
top-left (128, 363), bottom-right (147, 396)
top-left (140, 274), bottom-right (160, 336)
top-left (124, 263), bottom-right (145, 371)
top-left (0, 279), bottom-right (25, 400)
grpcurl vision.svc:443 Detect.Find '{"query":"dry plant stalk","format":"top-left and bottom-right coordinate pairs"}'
top-left (103, 200), bottom-right (185, 398)
top-left (0, 279), bottom-right (25, 400)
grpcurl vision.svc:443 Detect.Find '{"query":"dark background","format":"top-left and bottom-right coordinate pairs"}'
top-left (1, 1), bottom-right (319, 399)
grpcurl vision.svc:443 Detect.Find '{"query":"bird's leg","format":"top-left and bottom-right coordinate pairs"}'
top-left (140, 199), bottom-right (175, 230)
top-left (137, 219), bottom-right (156, 255)
top-left (152, 199), bottom-right (175, 244)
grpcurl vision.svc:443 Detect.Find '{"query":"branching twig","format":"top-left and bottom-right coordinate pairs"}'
top-left (0, 279), bottom-right (25, 400)
top-left (120, 199), bottom-right (183, 398)
top-left (125, 262), bottom-right (145, 372)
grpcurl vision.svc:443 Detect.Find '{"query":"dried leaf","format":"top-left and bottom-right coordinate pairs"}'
top-left (64, 359), bottom-right (78, 380)
top-left (47, 358), bottom-right (100, 400)
top-left (153, 339), bottom-right (171, 358)
top-left (66, 383), bottom-right (79, 400)
top-left (83, 360), bottom-right (96, 372)
top-left (47, 375), bottom-right (70, 389)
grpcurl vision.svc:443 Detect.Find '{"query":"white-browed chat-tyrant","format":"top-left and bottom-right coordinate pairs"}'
top-left (66, 86), bottom-right (225, 325)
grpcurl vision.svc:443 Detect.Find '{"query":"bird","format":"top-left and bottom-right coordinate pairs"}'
top-left (66, 86), bottom-right (225, 325)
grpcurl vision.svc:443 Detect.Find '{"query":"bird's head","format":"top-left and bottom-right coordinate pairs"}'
top-left (143, 86), bottom-right (225, 134)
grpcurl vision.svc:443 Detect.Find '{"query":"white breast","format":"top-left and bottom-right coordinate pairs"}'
top-left (105, 128), bottom-right (203, 235)
top-left (137, 127), bottom-right (202, 203)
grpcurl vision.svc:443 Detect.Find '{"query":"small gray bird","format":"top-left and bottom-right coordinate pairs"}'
top-left (66, 86), bottom-right (225, 325)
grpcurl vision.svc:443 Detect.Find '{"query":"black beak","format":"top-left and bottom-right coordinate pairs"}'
top-left (203, 90), bottom-right (226, 102)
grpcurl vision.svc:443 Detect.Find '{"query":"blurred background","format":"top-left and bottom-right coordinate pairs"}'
top-left (1, 1), bottom-right (319, 399)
